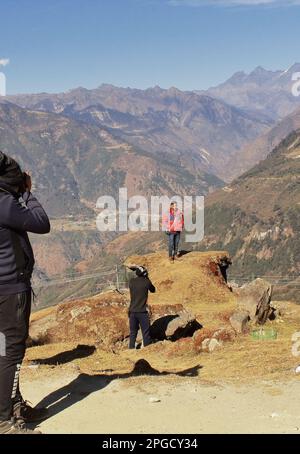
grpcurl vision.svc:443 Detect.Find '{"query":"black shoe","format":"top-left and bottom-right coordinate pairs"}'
top-left (0, 420), bottom-right (42, 435)
top-left (14, 400), bottom-right (49, 424)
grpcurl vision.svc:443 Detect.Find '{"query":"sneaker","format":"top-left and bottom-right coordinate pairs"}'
top-left (14, 400), bottom-right (49, 424)
top-left (169, 257), bottom-right (174, 263)
top-left (0, 420), bottom-right (42, 435)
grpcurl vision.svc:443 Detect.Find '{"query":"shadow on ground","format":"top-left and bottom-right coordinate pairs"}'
top-left (32, 345), bottom-right (96, 366)
top-left (31, 359), bottom-right (202, 427)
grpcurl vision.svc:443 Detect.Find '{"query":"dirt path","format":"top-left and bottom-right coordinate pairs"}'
top-left (20, 370), bottom-right (300, 434)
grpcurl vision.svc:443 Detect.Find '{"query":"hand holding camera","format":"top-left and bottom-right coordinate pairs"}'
top-left (22, 171), bottom-right (32, 193)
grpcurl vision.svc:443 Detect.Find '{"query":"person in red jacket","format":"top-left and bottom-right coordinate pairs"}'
top-left (162, 202), bottom-right (184, 262)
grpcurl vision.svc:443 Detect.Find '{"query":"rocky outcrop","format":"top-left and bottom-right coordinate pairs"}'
top-left (30, 251), bottom-right (237, 352)
top-left (29, 292), bottom-right (203, 349)
top-left (29, 291), bottom-right (129, 348)
top-left (236, 278), bottom-right (275, 325)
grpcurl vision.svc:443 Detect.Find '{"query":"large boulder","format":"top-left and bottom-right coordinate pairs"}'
top-left (229, 311), bottom-right (250, 334)
top-left (150, 310), bottom-right (202, 341)
top-left (236, 278), bottom-right (274, 325)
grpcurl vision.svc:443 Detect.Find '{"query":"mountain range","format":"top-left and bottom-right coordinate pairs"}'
top-left (5, 85), bottom-right (272, 181)
top-left (0, 101), bottom-right (222, 218)
top-left (203, 63), bottom-right (300, 121)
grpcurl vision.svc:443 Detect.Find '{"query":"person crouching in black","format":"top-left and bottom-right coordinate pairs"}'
top-left (128, 266), bottom-right (155, 349)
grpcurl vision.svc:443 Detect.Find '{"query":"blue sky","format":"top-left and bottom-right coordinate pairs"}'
top-left (0, 0), bottom-right (299, 94)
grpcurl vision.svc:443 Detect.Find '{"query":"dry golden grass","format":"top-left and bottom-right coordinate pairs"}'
top-left (125, 251), bottom-right (237, 321)
top-left (24, 301), bottom-right (300, 385)
top-left (26, 252), bottom-right (300, 386)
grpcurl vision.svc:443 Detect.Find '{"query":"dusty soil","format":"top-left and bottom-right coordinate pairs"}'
top-left (22, 317), bottom-right (300, 435)
top-left (20, 366), bottom-right (300, 434)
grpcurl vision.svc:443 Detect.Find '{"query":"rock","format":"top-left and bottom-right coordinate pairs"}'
top-left (193, 329), bottom-right (214, 351)
top-left (150, 308), bottom-right (202, 342)
top-left (202, 338), bottom-right (223, 352)
top-left (30, 291), bottom-right (202, 351)
top-left (208, 338), bottom-right (223, 352)
top-left (201, 338), bottom-right (211, 351)
top-left (165, 311), bottom-right (202, 341)
top-left (212, 327), bottom-right (236, 341)
top-left (29, 291), bottom-right (131, 347)
top-left (236, 278), bottom-right (274, 325)
top-left (149, 397), bottom-right (161, 403)
top-left (272, 301), bottom-right (288, 317)
top-left (228, 281), bottom-right (240, 290)
top-left (229, 311), bottom-right (250, 334)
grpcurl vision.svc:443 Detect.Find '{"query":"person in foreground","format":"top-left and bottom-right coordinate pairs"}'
top-left (128, 266), bottom-right (156, 349)
top-left (162, 202), bottom-right (184, 262)
top-left (0, 151), bottom-right (51, 435)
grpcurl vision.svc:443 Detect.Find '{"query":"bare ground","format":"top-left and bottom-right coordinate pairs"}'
top-left (20, 367), bottom-right (300, 434)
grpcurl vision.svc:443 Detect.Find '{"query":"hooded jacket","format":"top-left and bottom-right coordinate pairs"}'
top-left (129, 276), bottom-right (156, 313)
top-left (162, 208), bottom-right (184, 233)
top-left (0, 182), bottom-right (50, 295)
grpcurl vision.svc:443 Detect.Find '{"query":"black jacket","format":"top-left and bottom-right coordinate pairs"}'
top-left (129, 276), bottom-right (156, 313)
top-left (0, 182), bottom-right (50, 295)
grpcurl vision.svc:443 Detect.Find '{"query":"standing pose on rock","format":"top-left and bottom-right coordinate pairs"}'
top-left (163, 202), bottom-right (184, 262)
top-left (128, 266), bottom-right (156, 349)
top-left (0, 151), bottom-right (50, 435)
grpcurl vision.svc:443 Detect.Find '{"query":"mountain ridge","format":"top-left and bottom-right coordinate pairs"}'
top-left (203, 63), bottom-right (300, 121)
top-left (199, 128), bottom-right (300, 301)
top-left (4, 84), bottom-right (272, 181)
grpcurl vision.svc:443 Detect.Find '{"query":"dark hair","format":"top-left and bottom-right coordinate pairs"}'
top-left (0, 151), bottom-right (7, 173)
top-left (136, 266), bottom-right (148, 277)
top-left (0, 151), bottom-right (24, 189)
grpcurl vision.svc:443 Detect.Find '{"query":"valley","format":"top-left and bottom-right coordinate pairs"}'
top-left (1, 65), bottom-right (299, 309)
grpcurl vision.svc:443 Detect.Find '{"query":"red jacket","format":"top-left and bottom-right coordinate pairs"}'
top-left (162, 209), bottom-right (184, 233)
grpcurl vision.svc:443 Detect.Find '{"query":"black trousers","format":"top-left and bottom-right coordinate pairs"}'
top-left (0, 291), bottom-right (31, 421)
top-left (129, 312), bottom-right (151, 349)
